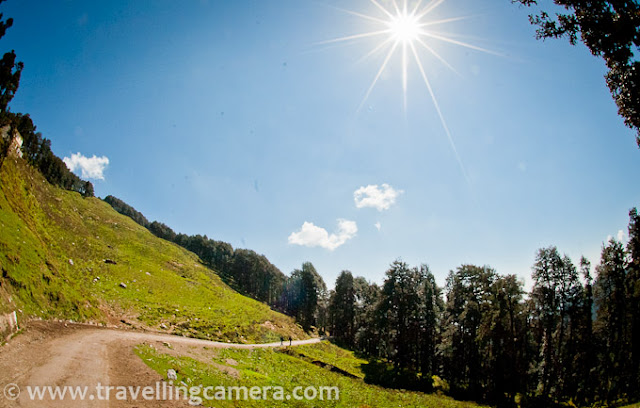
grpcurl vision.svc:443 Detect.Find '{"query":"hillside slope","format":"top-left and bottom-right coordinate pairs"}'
top-left (0, 157), bottom-right (305, 342)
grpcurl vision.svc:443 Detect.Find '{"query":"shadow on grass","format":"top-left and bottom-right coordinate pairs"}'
top-left (360, 359), bottom-right (433, 393)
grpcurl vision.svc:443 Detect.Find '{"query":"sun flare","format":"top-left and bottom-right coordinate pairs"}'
top-left (321, 0), bottom-right (499, 183)
top-left (388, 10), bottom-right (421, 43)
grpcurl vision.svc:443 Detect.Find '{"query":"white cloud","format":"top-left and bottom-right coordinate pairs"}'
top-left (354, 183), bottom-right (403, 211)
top-left (606, 229), bottom-right (627, 244)
top-left (288, 219), bottom-right (357, 251)
top-left (374, 222), bottom-right (381, 231)
top-left (63, 152), bottom-right (109, 180)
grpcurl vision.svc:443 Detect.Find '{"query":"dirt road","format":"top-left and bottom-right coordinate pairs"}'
top-left (0, 321), bottom-right (321, 407)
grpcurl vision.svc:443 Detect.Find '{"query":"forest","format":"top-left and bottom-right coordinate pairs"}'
top-left (103, 193), bottom-right (640, 407)
top-left (325, 220), bottom-right (640, 408)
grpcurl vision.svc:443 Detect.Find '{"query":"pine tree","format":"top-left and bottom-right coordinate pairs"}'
top-left (353, 277), bottom-right (381, 356)
top-left (530, 247), bottom-right (582, 399)
top-left (329, 270), bottom-right (356, 345)
top-left (594, 239), bottom-right (628, 399)
top-left (418, 264), bottom-right (441, 379)
top-left (441, 264), bottom-right (496, 399)
top-left (479, 274), bottom-right (527, 405)
top-left (574, 256), bottom-right (595, 404)
top-left (626, 208), bottom-right (640, 398)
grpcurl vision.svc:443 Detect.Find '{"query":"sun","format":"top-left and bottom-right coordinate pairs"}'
top-left (388, 9), bottom-right (421, 44)
top-left (319, 0), bottom-right (498, 183)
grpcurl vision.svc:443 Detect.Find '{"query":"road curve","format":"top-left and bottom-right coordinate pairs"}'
top-left (114, 328), bottom-right (322, 349)
top-left (0, 321), bottom-right (322, 408)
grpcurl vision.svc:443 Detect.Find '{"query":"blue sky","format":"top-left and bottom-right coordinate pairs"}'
top-left (3, 0), bottom-right (639, 288)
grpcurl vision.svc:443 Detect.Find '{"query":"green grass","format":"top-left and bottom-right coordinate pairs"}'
top-left (134, 342), bottom-right (489, 408)
top-left (293, 341), bottom-right (368, 379)
top-left (0, 158), bottom-right (305, 342)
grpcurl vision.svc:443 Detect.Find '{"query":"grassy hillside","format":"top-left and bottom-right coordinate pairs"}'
top-left (0, 157), bottom-right (490, 408)
top-left (0, 157), bottom-right (305, 342)
top-left (135, 341), bottom-right (488, 408)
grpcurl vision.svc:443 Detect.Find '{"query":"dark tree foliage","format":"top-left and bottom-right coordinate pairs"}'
top-left (353, 277), bottom-right (382, 356)
top-left (0, 49), bottom-right (22, 113)
top-left (0, 2), bottom-right (20, 163)
top-left (0, 0), bottom-right (22, 115)
top-left (174, 233), bottom-right (234, 275)
top-left (365, 261), bottom-right (441, 390)
top-left (595, 239), bottom-right (629, 399)
top-left (377, 261), bottom-right (421, 372)
top-left (179, 234), bottom-right (285, 305)
top-left (333, 246), bottom-right (634, 408)
top-left (228, 248), bottom-right (286, 307)
top-left (329, 270), bottom-right (356, 345)
top-left (103, 196), bottom-right (150, 227)
top-left (530, 248), bottom-right (584, 400)
top-left (279, 263), bottom-right (324, 331)
top-left (628, 208), bottom-right (640, 399)
top-left (513, 0), bottom-right (640, 146)
top-left (0, 112), bottom-right (94, 197)
top-left (442, 271), bottom-right (529, 406)
top-left (418, 264), bottom-right (442, 380)
top-left (148, 221), bottom-right (176, 242)
top-left (281, 272), bottom-right (303, 320)
top-left (574, 256), bottom-right (596, 404)
top-left (441, 265), bottom-right (496, 399)
top-left (298, 264), bottom-right (320, 330)
top-left (480, 274), bottom-right (528, 405)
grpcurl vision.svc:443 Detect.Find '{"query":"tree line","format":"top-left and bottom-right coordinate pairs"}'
top-left (105, 193), bottom-right (640, 407)
top-left (0, 112), bottom-right (95, 197)
top-left (325, 209), bottom-right (640, 407)
top-left (104, 195), bottom-right (327, 329)
top-left (0, 2), bottom-right (93, 197)
top-left (105, 192), bottom-right (640, 407)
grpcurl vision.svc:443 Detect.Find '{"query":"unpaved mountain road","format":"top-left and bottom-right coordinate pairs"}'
top-left (0, 321), bottom-right (321, 407)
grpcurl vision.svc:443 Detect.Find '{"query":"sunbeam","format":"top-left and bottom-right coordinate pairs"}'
top-left (358, 40), bottom-right (400, 112)
top-left (316, 29), bottom-right (391, 46)
top-left (321, 0), bottom-right (498, 183)
top-left (422, 31), bottom-right (503, 56)
top-left (410, 41), bottom-right (471, 185)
